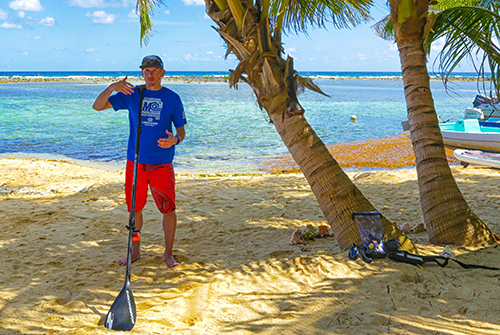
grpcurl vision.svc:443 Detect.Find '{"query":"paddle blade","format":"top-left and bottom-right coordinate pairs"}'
top-left (105, 283), bottom-right (136, 331)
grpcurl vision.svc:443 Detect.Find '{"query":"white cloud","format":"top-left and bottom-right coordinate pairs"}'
top-left (357, 53), bottom-right (368, 61)
top-left (286, 47), bottom-right (296, 53)
top-left (39, 16), bottom-right (54, 26)
top-left (183, 53), bottom-right (195, 61)
top-left (17, 10), bottom-right (25, 18)
top-left (9, 0), bottom-right (44, 11)
top-left (69, 0), bottom-right (107, 8)
top-left (33, 35), bottom-right (41, 39)
top-left (0, 22), bottom-right (22, 29)
top-left (86, 11), bottom-right (115, 24)
top-left (86, 48), bottom-right (96, 52)
top-left (127, 9), bottom-right (137, 18)
top-left (431, 36), bottom-right (445, 54)
top-left (0, 9), bottom-right (8, 20)
top-left (69, 0), bottom-right (132, 7)
top-left (20, 51), bottom-right (28, 55)
top-left (165, 9), bottom-right (170, 15)
top-left (181, 0), bottom-right (205, 6)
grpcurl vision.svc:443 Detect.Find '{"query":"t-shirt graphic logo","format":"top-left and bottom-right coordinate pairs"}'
top-left (142, 97), bottom-right (162, 127)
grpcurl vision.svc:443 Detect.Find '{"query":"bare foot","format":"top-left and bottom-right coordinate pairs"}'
top-left (164, 254), bottom-right (179, 268)
top-left (118, 253), bottom-right (141, 266)
top-left (118, 241), bottom-right (141, 266)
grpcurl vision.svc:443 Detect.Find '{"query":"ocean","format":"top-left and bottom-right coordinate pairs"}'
top-left (0, 71), bottom-right (487, 173)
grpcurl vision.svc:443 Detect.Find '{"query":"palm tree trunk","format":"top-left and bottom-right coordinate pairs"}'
top-left (266, 91), bottom-right (399, 249)
top-left (390, 0), bottom-right (495, 246)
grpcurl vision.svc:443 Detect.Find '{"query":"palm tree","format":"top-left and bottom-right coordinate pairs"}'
top-left (135, 0), bottom-right (416, 251)
top-left (385, 0), bottom-right (496, 246)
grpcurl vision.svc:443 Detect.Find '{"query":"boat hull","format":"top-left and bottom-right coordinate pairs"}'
top-left (439, 119), bottom-right (500, 152)
top-left (453, 149), bottom-right (500, 169)
top-left (441, 131), bottom-right (500, 152)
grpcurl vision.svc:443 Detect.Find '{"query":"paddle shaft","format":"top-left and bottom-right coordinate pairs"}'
top-left (104, 85), bottom-right (146, 331)
top-left (125, 85), bottom-right (146, 280)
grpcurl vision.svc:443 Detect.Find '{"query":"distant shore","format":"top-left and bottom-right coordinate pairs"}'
top-left (0, 75), bottom-right (229, 84)
top-left (0, 74), bottom-right (485, 84)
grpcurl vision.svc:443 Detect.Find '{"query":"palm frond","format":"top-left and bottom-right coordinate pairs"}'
top-left (270, 0), bottom-right (373, 35)
top-left (426, 5), bottom-right (500, 94)
top-left (372, 14), bottom-right (393, 40)
top-left (432, 0), bottom-right (496, 11)
top-left (137, 0), bottom-right (164, 47)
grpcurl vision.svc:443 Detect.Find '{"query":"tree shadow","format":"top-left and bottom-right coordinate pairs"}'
top-left (1, 170), bottom-right (499, 334)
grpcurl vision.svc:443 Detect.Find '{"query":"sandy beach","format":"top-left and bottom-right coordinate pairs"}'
top-left (1, 158), bottom-right (499, 334)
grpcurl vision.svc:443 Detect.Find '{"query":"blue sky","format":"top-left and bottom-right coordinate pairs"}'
top-left (0, 0), bottom-right (474, 72)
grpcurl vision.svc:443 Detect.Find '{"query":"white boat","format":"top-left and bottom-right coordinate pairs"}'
top-left (439, 119), bottom-right (500, 152)
top-left (453, 149), bottom-right (500, 169)
top-left (439, 93), bottom-right (500, 124)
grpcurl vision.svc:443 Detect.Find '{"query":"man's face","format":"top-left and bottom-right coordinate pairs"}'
top-left (142, 67), bottom-right (165, 88)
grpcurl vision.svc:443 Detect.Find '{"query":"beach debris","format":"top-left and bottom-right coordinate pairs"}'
top-left (303, 224), bottom-right (317, 240)
top-left (399, 222), bottom-right (412, 233)
top-left (317, 225), bottom-right (331, 237)
top-left (0, 187), bottom-right (13, 195)
top-left (412, 222), bottom-right (426, 232)
top-left (289, 229), bottom-right (304, 245)
top-left (398, 222), bottom-right (427, 233)
top-left (440, 245), bottom-right (456, 259)
top-left (290, 225), bottom-right (334, 245)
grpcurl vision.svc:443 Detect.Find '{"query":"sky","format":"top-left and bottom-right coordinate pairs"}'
top-left (0, 0), bottom-right (476, 72)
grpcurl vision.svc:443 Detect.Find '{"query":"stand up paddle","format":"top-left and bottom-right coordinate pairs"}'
top-left (105, 85), bottom-right (146, 331)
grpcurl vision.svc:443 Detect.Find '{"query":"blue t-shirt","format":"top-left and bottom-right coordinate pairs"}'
top-left (109, 86), bottom-right (187, 164)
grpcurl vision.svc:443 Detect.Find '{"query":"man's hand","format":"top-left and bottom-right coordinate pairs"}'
top-left (158, 130), bottom-right (178, 149)
top-left (92, 76), bottom-right (134, 110)
top-left (109, 76), bottom-right (134, 95)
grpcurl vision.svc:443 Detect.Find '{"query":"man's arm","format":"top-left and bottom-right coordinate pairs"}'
top-left (92, 76), bottom-right (135, 111)
top-left (175, 126), bottom-right (186, 143)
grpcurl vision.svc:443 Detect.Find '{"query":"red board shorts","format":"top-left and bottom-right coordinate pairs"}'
top-left (125, 160), bottom-right (176, 214)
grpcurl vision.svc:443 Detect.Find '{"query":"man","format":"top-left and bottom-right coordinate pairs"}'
top-left (93, 55), bottom-right (186, 268)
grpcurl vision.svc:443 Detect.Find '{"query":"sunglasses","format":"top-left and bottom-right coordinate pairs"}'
top-left (141, 59), bottom-right (163, 68)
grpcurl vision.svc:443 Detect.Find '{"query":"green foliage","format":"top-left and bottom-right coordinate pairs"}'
top-left (426, 2), bottom-right (500, 95)
top-left (269, 0), bottom-right (374, 36)
top-left (137, 0), bottom-right (164, 47)
top-left (373, 0), bottom-right (500, 96)
top-left (303, 228), bottom-right (318, 239)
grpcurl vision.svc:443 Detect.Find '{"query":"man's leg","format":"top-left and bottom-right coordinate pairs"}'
top-left (163, 210), bottom-right (179, 268)
top-left (118, 209), bottom-right (143, 266)
top-left (119, 160), bottom-right (147, 266)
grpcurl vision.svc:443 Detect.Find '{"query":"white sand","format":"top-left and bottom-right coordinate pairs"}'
top-left (1, 158), bottom-right (499, 334)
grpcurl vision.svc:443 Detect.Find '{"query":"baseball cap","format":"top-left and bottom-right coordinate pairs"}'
top-left (140, 55), bottom-right (164, 69)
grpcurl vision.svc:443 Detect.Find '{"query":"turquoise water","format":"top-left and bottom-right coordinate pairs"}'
top-left (0, 72), bottom-right (484, 173)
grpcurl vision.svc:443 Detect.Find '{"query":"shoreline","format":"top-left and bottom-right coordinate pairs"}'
top-left (0, 133), bottom-right (460, 174)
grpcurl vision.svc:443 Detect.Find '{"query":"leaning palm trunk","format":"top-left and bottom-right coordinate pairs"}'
top-left (389, 0), bottom-right (495, 246)
top-left (206, 0), bottom-right (414, 250)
